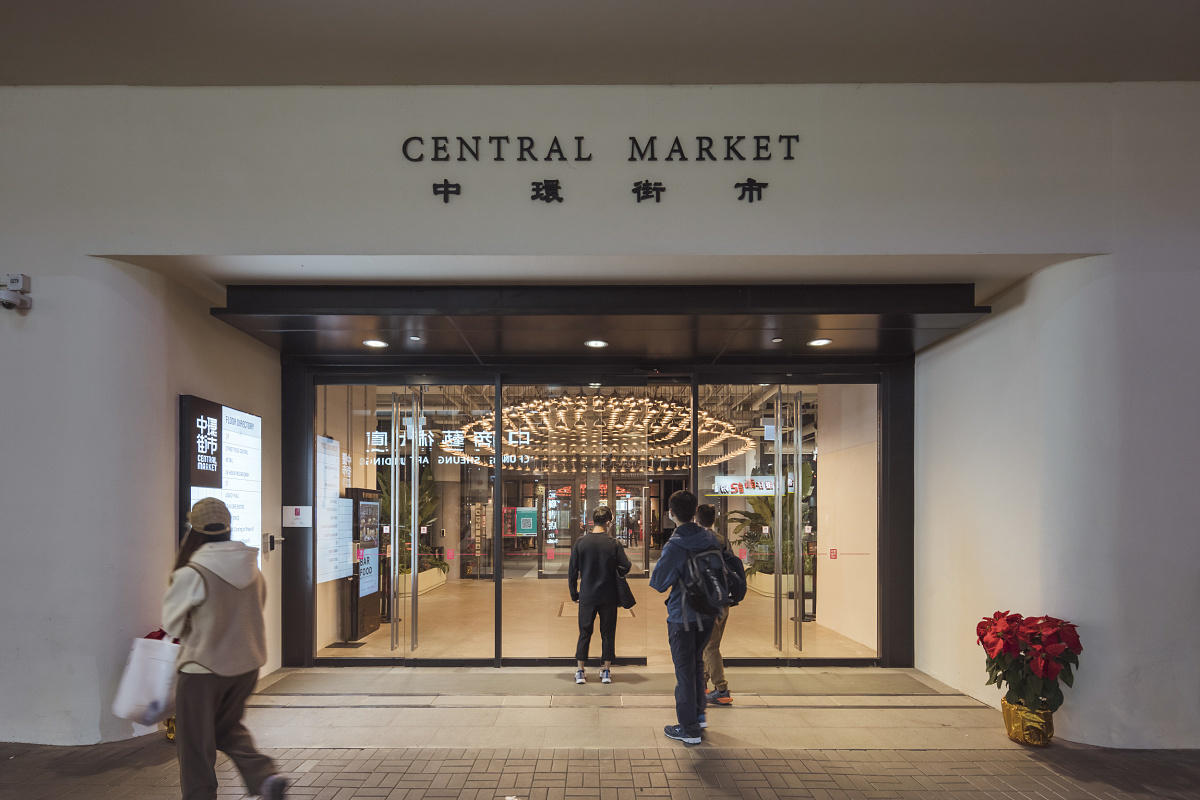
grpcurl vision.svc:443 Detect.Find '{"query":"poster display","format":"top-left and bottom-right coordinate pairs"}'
top-left (315, 437), bottom-right (354, 583)
top-left (179, 395), bottom-right (263, 564)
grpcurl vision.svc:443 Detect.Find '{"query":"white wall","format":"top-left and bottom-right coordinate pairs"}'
top-left (0, 257), bottom-right (280, 745)
top-left (814, 384), bottom-right (879, 652)
top-left (1, 82), bottom-right (1198, 746)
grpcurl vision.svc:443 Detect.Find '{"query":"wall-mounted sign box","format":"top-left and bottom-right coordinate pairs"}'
top-left (178, 395), bottom-right (263, 565)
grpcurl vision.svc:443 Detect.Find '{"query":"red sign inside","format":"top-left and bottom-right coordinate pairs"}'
top-left (830, 548), bottom-right (837, 559)
top-left (738, 548), bottom-right (747, 560)
top-left (547, 547), bottom-right (556, 560)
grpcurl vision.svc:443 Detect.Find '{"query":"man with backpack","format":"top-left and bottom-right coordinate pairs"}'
top-left (649, 490), bottom-right (746, 745)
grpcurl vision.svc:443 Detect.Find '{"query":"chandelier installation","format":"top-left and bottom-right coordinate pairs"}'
top-left (436, 394), bottom-right (754, 473)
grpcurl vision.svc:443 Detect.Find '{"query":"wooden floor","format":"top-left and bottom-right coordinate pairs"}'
top-left (318, 577), bottom-right (877, 662)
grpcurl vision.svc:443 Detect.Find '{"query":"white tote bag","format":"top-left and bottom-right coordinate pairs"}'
top-left (111, 637), bottom-right (181, 725)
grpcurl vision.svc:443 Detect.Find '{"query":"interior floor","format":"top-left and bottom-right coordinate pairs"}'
top-left (317, 576), bottom-right (877, 662)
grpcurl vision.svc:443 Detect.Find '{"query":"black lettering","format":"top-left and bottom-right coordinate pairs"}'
top-left (628, 136), bottom-right (658, 161)
top-left (665, 136), bottom-right (688, 162)
top-left (402, 136), bottom-right (425, 162)
top-left (724, 136), bottom-right (746, 161)
top-left (488, 135), bottom-right (510, 161)
top-left (696, 136), bottom-right (716, 161)
top-left (544, 136), bottom-right (567, 161)
top-left (574, 136), bottom-right (593, 161)
top-left (753, 135), bottom-right (771, 161)
top-left (431, 136), bottom-right (450, 161)
top-left (457, 136), bottom-right (481, 161)
top-left (518, 136), bottom-right (537, 161)
top-left (779, 134), bottom-right (800, 160)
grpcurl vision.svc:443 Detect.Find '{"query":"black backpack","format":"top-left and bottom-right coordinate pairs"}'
top-left (680, 546), bottom-right (746, 622)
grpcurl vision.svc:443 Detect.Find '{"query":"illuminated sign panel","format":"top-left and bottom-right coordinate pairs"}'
top-left (179, 395), bottom-right (263, 564)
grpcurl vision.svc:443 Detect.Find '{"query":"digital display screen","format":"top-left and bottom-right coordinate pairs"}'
top-left (180, 395), bottom-right (263, 565)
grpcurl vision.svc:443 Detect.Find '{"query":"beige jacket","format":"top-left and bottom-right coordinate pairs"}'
top-left (162, 541), bottom-right (267, 676)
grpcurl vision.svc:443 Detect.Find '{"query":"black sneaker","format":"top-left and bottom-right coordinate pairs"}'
top-left (260, 774), bottom-right (288, 800)
top-left (663, 724), bottom-right (701, 745)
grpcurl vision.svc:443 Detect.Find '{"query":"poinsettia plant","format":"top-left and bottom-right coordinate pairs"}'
top-left (977, 611), bottom-right (1082, 713)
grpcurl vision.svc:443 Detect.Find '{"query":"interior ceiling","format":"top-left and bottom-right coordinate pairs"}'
top-left (212, 283), bottom-right (989, 361)
top-left (4, 1), bottom-right (1200, 86)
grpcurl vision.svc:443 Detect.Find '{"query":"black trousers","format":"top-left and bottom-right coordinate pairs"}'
top-left (175, 670), bottom-right (275, 800)
top-left (575, 600), bottom-right (618, 663)
top-left (668, 621), bottom-right (714, 735)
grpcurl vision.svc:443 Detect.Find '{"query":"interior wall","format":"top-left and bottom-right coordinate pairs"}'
top-left (0, 257), bottom-right (281, 745)
top-left (813, 384), bottom-right (879, 651)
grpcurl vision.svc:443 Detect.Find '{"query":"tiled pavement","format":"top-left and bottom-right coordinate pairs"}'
top-left (3, 669), bottom-right (1199, 799)
top-left (3, 739), bottom-right (1200, 800)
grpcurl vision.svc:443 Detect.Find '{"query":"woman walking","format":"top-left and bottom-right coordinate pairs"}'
top-left (162, 498), bottom-right (287, 800)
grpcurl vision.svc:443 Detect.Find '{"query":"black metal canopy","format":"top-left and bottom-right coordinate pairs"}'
top-left (215, 283), bottom-right (988, 365)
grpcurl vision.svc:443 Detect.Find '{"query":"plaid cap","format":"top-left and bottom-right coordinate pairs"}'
top-left (188, 497), bottom-right (231, 535)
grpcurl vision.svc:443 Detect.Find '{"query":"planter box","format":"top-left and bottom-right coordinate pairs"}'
top-left (396, 567), bottom-right (447, 596)
top-left (746, 571), bottom-right (795, 597)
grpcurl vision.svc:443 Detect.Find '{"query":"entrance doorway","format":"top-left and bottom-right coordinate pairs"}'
top-left (309, 379), bottom-right (881, 665)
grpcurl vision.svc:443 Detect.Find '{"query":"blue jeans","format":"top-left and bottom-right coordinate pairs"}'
top-left (667, 621), bottom-right (713, 735)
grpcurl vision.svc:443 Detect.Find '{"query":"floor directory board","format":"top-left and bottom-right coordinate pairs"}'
top-left (179, 395), bottom-right (263, 564)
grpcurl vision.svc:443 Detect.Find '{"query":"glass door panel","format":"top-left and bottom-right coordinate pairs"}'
top-left (498, 383), bottom-right (691, 662)
top-left (390, 385), bottom-right (497, 660)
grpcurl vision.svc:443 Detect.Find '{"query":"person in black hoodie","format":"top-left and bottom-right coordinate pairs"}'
top-left (568, 505), bottom-right (632, 685)
top-left (649, 490), bottom-right (724, 745)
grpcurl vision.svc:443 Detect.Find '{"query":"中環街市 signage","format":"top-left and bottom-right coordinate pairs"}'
top-left (402, 133), bottom-right (800, 205)
top-left (179, 395), bottom-right (263, 563)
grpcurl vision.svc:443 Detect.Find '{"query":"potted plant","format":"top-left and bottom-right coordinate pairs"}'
top-left (976, 611), bottom-right (1083, 746)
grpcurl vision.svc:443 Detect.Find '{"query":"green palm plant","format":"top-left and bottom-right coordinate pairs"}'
top-left (377, 466), bottom-right (448, 573)
top-left (726, 462), bottom-right (812, 575)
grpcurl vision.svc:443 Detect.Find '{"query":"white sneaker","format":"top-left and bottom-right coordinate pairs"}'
top-left (575, 669), bottom-right (586, 684)
top-left (600, 668), bottom-right (612, 684)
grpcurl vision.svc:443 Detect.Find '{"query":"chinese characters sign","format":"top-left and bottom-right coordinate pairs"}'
top-left (179, 395), bottom-right (263, 564)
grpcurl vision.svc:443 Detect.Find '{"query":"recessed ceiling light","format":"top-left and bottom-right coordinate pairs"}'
top-left (409, 335), bottom-right (422, 342)
top-left (584, 339), bottom-right (609, 348)
top-left (363, 339), bottom-right (389, 348)
top-left (808, 338), bottom-right (833, 347)
top-left (771, 337), bottom-right (783, 343)
top-left (588, 382), bottom-right (602, 387)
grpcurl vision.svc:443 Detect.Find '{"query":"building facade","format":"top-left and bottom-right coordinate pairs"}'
top-left (1, 82), bottom-right (1198, 748)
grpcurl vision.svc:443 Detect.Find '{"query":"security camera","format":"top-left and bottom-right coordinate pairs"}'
top-left (2, 274), bottom-right (32, 310)
top-left (0, 290), bottom-right (31, 310)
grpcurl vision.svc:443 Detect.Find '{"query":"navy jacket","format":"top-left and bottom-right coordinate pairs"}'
top-left (649, 522), bottom-right (725, 625)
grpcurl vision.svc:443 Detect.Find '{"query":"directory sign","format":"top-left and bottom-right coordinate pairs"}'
top-left (179, 395), bottom-right (263, 564)
top-left (315, 438), bottom-right (354, 583)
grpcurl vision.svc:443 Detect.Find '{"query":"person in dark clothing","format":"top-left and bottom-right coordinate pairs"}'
top-left (568, 505), bottom-right (632, 685)
top-left (649, 490), bottom-right (724, 745)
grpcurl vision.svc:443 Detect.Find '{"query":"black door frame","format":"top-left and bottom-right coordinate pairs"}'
top-left (281, 359), bottom-right (913, 669)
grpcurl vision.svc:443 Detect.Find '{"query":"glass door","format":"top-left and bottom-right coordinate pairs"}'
top-left (385, 385), bottom-right (496, 660)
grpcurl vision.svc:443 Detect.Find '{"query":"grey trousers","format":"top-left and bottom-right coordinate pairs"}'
top-left (175, 670), bottom-right (275, 800)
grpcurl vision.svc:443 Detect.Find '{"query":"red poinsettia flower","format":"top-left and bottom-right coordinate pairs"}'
top-left (978, 612), bottom-right (1022, 659)
top-left (1028, 641), bottom-right (1068, 679)
top-left (1057, 622), bottom-right (1082, 655)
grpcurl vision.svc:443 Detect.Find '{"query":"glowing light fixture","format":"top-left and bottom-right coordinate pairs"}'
top-left (584, 339), bottom-right (609, 348)
top-left (771, 337), bottom-right (783, 343)
top-left (807, 338), bottom-right (833, 347)
top-left (436, 394), bottom-right (755, 474)
top-left (363, 339), bottom-right (389, 348)
top-left (409, 335), bottom-right (422, 342)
